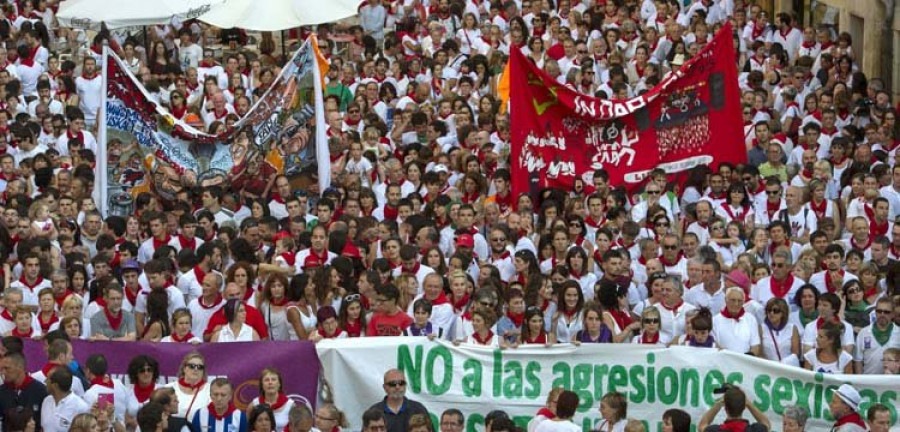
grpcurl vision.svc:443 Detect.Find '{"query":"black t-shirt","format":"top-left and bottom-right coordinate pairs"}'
top-left (0, 378), bottom-right (49, 431)
top-left (369, 397), bottom-right (429, 432)
top-left (704, 419), bottom-right (769, 432)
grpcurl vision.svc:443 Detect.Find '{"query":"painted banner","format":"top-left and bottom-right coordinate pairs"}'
top-left (97, 37), bottom-right (329, 217)
top-left (509, 22), bottom-right (745, 197)
top-left (22, 340), bottom-right (320, 411)
top-left (318, 338), bottom-right (900, 432)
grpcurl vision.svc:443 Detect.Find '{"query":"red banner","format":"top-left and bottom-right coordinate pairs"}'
top-left (509, 22), bottom-right (745, 198)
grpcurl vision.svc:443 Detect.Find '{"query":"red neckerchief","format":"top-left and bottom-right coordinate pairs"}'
top-left (721, 203), bottom-right (748, 222)
top-left (809, 199), bottom-right (826, 219)
top-left (134, 382), bottom-right (155, 403)
top-left (280, 252), bottom-right (296, 267)
top-left (871, 218), bottom-right (889, 238)
top-left (850, 236), bottom-right (872, 251)
top-left (207, 402), bottom-right (237, 421)
top-left (471, 330), bottom-right (494, 345)
top-left (562, 307), bottom-right (577, 321)
top-left (768, 240), bottom-right (791, 258)
top-left (104, 307), bottom-right (124, 331)
top-left (317, 327), bottom-right (340, 339)
top-left (18, 275), bottom-right (43, 290)
top-left (718, 419), bottom-right (750, 432)
top-left (6, 375), bottom-right (34, 391)
top-left (506, 310), bottom-right (525, 327)
top-left (707, 191), bottom-right (726, 200)
top-left (54, 290), bottom-right (73, 309)
top-left (766, 200), bottom-right (781, 219)
top-left (831, 155), bottom-right (847, 166)
top-left (95, 297), bottom-right (108, 308)
top-left (526, 332), bottom-right (547, 344)
top-left (833, 413), bottom-right (866, 430)
top-left (178, 378), bottom-right (206, 390)
top-left (770, 274), bottom-right (794, 298)
top-left (659, 252), bottom-right (683, 267)
top-left (801, 40), bottom-right (817, 48)
top-left (178, 235), bottom-right (196, 250)
top-left (41, 363), bottom-right (62, 378)
top-left (90, 375), bottom-right (115, 389)
top-left (37, 312), bottom-right (58, 333)
top-left (402, 262), bottom-right (421, 275)
top-left (383, 204), bottom-right (398, 220)
top-left (640, 331), bottom-right (660, 344)
top-left (824, 270), bottom-right (844, 294)
top-left (461, 190), bottom-right (480, 204)
top-left (451, 293), bottom-right (470, 314)
top-left (171, 104), bottom-right (187, 120)
top-left (344, 319), bottom-right (362, 337)
top-left (536, 407), bottom-right (556, 420)
top-left (815, 316), bottom-right (841, 329)
top-left (171, 331), bottom-right (195, 343)
top-left (430, 291), bottom-right (449, 306)
top-left (193, 266), bottom-right (207, 285)
top-left (660, 300), bottom-right (683, 314)
top-left (11, 327), bottom-right (33, 338)
top-left (152, 235), bottom-right (172, 250)
top-left (125, 285), bottom-right (139, 307)
top-left (492, 250), bottom-right (511, 262)
top-left (267, 393), bottom-right (290, 411)
top-left (269, 296), bottom-right (289, 307)
top-left (720, 307), bottom-right (745, 321)
top-left (199, 60), bottom-right (219, 68)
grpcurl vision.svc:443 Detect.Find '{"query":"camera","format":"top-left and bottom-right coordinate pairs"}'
top-left (713, 383), bottom-right (736, 395)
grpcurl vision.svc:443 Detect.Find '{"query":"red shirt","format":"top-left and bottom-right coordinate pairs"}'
top-left (366, 310), bottom-right (413, 337)
top-left (204, 304), bottom-right (269, 339)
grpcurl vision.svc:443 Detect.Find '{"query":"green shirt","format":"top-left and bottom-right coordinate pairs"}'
top-left (758, 162), bottom-right (788, 183)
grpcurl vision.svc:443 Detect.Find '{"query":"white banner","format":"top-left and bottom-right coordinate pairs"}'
top-left (318, 338), bottom-right (900, 431)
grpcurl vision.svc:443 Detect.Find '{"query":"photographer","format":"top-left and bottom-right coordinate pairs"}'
top-left (697, 385), bottom-right (770, 432)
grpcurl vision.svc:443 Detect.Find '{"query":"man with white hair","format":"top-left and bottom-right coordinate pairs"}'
top-left (712, 287), bottom-right (761, 355)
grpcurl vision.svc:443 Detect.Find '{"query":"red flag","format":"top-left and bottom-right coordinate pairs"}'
top-left (509, 22), bottom-right (745, 197)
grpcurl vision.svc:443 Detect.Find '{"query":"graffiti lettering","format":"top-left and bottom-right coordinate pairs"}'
top-left (525, 134), bottom-right (567, 151)
top-left (107, 103), bottom-right (155, 146)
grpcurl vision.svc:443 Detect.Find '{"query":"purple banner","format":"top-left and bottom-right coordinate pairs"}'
top-left (23, 340), bottom-right (320, 410)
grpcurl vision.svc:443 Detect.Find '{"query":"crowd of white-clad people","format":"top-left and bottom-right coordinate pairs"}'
top-left (0, 0), bottom-right (894, 431)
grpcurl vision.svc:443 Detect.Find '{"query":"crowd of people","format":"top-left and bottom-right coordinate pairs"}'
top-left (0, 0), bottom-right (894, 430)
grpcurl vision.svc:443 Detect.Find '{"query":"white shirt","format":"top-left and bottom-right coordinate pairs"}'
top-left (75, 74), bottom-right (103, 125)
top-left (801, 318), bottom-right (855, 350)
top-left (853, 323), bottom-right (900, 374)
top-left (188, 297), bottom-right (225, 337)
top-left (165, 380), bottom-right (212, 419)
top-left (216, 323), bottom-right (254, 342)
top-left (712, 312), bottom-right (760, 353)
top-left (40, 392), bottom-right (90, 432)
top-left (684, 282), bottom-right (726, 313)
top-left (83, 378), bottom-right (129, 423)
top-left (534, 420), bottom-right (582, 432)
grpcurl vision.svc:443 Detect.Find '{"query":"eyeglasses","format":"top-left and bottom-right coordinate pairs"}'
top-left (491, 237), bottom-right (506, 242)
top-left (186, 363), bottom-right (205, 371)
top-left (643, 318), bottom-right (660, 324)
top-left (386, 380), bottom-right (407, 387)
top-left (846, 287), bottom-right (862, 294)
top-left (711, 225), bottom-right (724, 230)
top-left (479, 301), bottom-right (495, 307)
top-left (663, 245), bottom-right (679, 250)
top-left (139, 367), bottom-right (155, 373)
top-left (875, 309), bottom-right (893, 315)
top-left (766, 309), bottom-right (783, 314)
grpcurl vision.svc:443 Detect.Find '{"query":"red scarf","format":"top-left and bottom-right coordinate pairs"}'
top-left (471, 330), bottom-right (494, 345)
top-left (871, 218), bottom-right (889, 238)
top-left (169, 329), bottom-right (195, 342)
top-left (152, 235), bottom-right (172, 250)
top-left (18, 275), bottom-right (44, 290)
top-left (383, 204), bottom-right (398, 220)
top-left (134, 382), bottom-right (155, 403)
top-left (6, 375), bottom-right (34, 390)
top-left (193, 266), bottom-right (207, 286)
top-left (526, 332), bottom-right (547, 344)
top-left (1, 309), bottom-right (14, 322)
top-left (344, 319), bottom-right (362, 337)
top-left (640, 331), bottom-right (660, 344)
top-left (104, 307), bottom-right (123, 331)
top-left (178, 378), bottom-right (206, 390)
top-left (125, 285), bottom-right (140, 307)
top-left (770, 274), bottom-right (794, 298)
top-left (317, 327), bottom-right (340, 339)
top-left (37, 312), bottom-right (58, 334)
top-left (207, 402), bottom-right (237, 421)
top-left (720, 203), bottom-right (748, 222)
top-left (658, 252), bottom-right (683, 267)
top-left (536, 407), bottom-right (556, 420)
top-left (506, 311), bottom-right (525, 327)
top-left (718, 419), bottom-right (750, 432)
top-left (833, 413), bottom-right (866, 430)
top-left (720, 307), bottom-right (745, 321)
top-left (660, 300), bottom-right (683, 314)
top-left (267, 393), bottom-right (290, 411)
top-left (90, 375), bottom-right (115, 389)
top-left (178, 235), bottom-right (196, 250)
top-left (451, 293), bottom-right (470, 314)
top-left (171, 104), bottom-right (187, 120)
top-left (850, 236), bottom-right (872, 251)
top-left (766, 200), bottom-right (781, 220)
top-left (809, 199), bottom-right (826, 219)
top-left (11, 327), bottom-right (33, 338)
top-left (430, 291), bottom-right (450, 306)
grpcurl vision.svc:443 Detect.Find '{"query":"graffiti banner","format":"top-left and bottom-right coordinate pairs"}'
top-left (23, 340), bottom-right (320, 411)
top-left (509, 22), bottom-right (745, 197)
top-left (318, 338), bottom-right (900, 432)
top-left (97, 38), bottom-right (328, 217)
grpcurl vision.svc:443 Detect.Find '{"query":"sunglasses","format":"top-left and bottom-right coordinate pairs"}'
top-left (647, 190), bottom-right (661, 195)
top-left (139, 367), bottom-right (155, 373)
top-left (643, 318), bottom-right (660, 324)
top-left (766, 190), bottom-right (781, 195)
top-left (386, 380), bottom-right (407, 387)
top-left (345, 293), bottom-right (361, 303)
top-left (875, 309), bottom-right (893, 315)
top-left (766, 309), bottom-right (783, 314)
top-left (186, 364), bottom-right (205, 371)
top-left (663, 245), bottom-right (679, 250)
top-left (491, 237), bottom-right (506, 242)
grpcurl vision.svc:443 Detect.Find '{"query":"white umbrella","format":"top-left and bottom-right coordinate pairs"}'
top-left (199, 0), bottom-right (361, 31)
top-left (57, 0), bottom-right (226, 30)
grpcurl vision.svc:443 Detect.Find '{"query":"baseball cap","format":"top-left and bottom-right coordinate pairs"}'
top-left (455, 234), bottom-right (475, 248)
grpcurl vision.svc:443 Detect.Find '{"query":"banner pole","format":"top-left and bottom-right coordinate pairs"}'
top-left (96, 43), bottom-right (109, 218)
